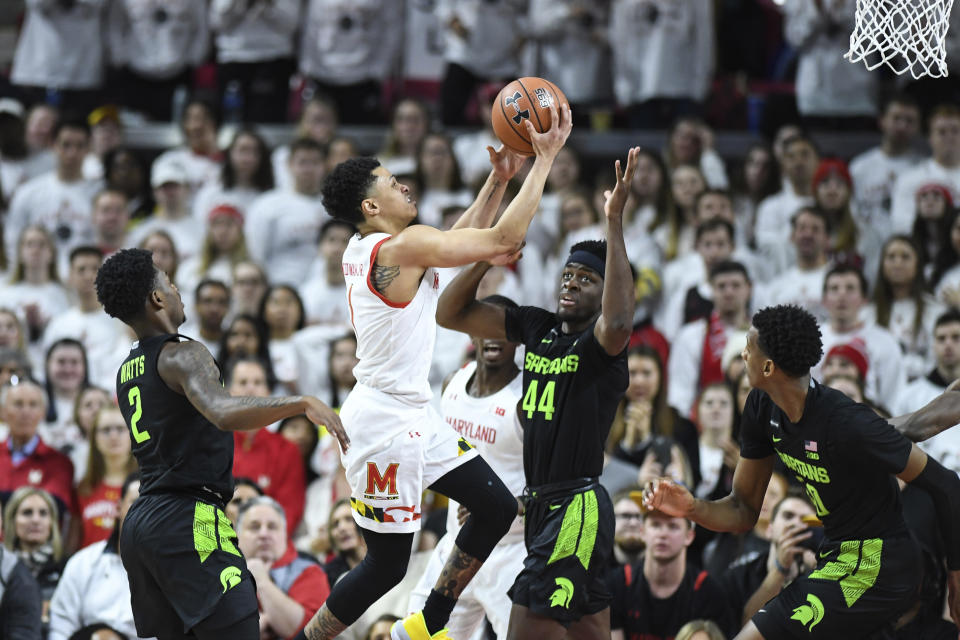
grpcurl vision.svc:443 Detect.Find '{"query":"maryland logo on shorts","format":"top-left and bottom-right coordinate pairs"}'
top-left (351, 497), bottom-right (421, 524)
top-left (364, 462), bottom-right (400, 500)
top-left (457, 437), bottom-right (475, 456)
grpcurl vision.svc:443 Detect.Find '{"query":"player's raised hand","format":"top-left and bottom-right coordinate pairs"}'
top-left (304, 397), bottom-right (350, 453)
top-left (640, 477), bottom-right (695, 518)
top-left (603, 146), bottom-right (641, 221)
top-left (489, 241), bottom-right (524, 266)
top-left (487, 145), bottom-right (526, 182)
top-left (525, 101), bottom-right (572, 160)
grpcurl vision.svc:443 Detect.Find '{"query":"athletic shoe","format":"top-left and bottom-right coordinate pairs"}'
top-left (390, 612), bottom-right (453, 640)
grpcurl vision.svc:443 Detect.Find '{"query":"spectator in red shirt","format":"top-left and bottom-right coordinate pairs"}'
top-left (0, 379), bottom-right (75, 520)
top-left (237, 496), bottom-right (330, 640)
top-left (226, 356), bottom-right (306, 533)
top-left (75, 406), bottom-right (137, 548)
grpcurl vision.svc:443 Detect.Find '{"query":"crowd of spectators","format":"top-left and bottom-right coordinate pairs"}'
top-left (2, 1), bottom-right (960, 639)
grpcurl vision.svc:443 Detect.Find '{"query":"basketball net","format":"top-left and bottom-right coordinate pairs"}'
top-left (846, 0), bottom-right (956, 78)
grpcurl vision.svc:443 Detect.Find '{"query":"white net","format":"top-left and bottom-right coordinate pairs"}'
top-left (846, 0), bottom-right (956, 78)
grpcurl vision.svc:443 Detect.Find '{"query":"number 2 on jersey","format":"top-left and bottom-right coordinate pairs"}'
top-left (127, 386), bottom-right (151, 443)
top-left (521, 379), bottom-right (556, 420)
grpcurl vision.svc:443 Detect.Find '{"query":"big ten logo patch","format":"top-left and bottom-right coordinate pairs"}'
top-left (364, 462), bottom-right (400, 500)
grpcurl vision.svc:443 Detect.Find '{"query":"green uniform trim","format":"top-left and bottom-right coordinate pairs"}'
top-left (809, 539), bottom-right (883, 607)
top-left (193, 502), bottom-right (242, 563)
top-left (547, 490), bottom-right (599, 571)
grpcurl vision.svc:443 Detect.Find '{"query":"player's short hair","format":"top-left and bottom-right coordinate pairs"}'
top-left (321, 157), bottom-right (382, 225)
top-left (708, 259), bottom-right (749, 283)
top-left (935, 308), bottom-right (960, 330)
top-left (752, 305), bottom-right (823, 378)
top-left (695, 218), bottom-right (734, 244)
top-left (236, 495), bottom-right (286, 531)
top-left (566, 240), bottom-right (607, 277)
top-left (824, 263), bottom-right (868, 296)
top-left (68, 245), bottom-right (103, 266)
top-left (790, 206), bottom-right (832, 234)
top-left (96, 248), bottom-right (160, 323)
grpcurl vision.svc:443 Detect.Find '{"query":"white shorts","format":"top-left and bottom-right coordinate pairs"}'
top-left (340, 384), bottom-right (479, 534)
top-left (408, 531), bottom-right (526, 640)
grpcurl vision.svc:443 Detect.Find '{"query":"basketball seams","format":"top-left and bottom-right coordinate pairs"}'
top-left (516, 78), bottom-right (546, 133)
top-left (544, 79), bottom-right (565, 113)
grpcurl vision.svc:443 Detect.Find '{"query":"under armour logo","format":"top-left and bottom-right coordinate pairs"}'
top-left (549, 577), bottom-right (574, 608)
top-left (790, 593), bottom-right (825, 632)
top-left (504, 91), bottom-right (530, 125)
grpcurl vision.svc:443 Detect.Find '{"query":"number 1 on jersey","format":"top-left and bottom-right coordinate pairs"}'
top-left (128, 386), bottom-right (151, 443)
top-left (521, 379), bottom-right (556, 420)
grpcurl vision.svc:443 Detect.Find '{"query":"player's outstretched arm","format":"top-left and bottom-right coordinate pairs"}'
top-left (436, 261), bottom-right (509, 339)
top-left (450, 146), bottom-right (526, 231)
top-left (642, 456), bottom-right (773, 534)
top-left (594, 147), bottom-right (640, 355)
top-left (380, 103), bottom-right (572, 270)
top-left (158, 340), bottom-right (349, 451)
top-left (889, 381), bottom-right (960, 441)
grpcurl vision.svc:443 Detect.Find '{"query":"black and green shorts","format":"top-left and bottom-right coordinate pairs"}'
top-left (508, 478), bottom-right (614, 626)
top-left (119, 492), bottom-right (259, 637)
top-left (752, 532), bottom-right (921, 639)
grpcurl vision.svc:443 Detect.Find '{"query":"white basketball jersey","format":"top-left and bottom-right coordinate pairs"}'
top-left (341, 232), bottom-right (440, 404)
top-left (442, 360), bottom-right (525, 538)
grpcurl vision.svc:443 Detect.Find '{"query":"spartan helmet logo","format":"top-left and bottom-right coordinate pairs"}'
top-left (504, 91), bottom-right (530, 125)
top-left (790, 593), bottom-right (825, 632)
top-left (549, 577), bottom-right (574, 608)
top-left (220, 566), bottom-right (242, 593)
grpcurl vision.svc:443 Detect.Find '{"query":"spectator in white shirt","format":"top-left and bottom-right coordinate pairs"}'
top-left (436, 0), bottom-right (530, 126)
top-left (911, 183), bottom-right (953, 274)
top-left (179, 279), bottom-right (231, 355)
top-left (299, 0), bottom-right (404, 125)
top-left (21, 103), bottom-right (59, 182)
top-left (90, 189), bottom-right (130, 257)
top-left (177, 204), bottom-right (249, 303)
top-left (810, 159), bottom-right (871, 272)
top-left (849, 94), bottom-right (923, 238)
top-left (3, 226), bottom-right (70, 352)
top-left (782, 0), bottom-right (878, 126)
top-left (731, 143), bottom-right (782, 251)
top-left (82, 107), bottom-right (124, 183)
top-left (102, 147), bottom-right (153, 220)
top-left (231, 261), bottom-right (269, 318)
top-left (654, 163), bottom-right (706, 261)
top-left (761, 207), bottom-right (832, 322)
top-left (193, 127), bottom-right (275, 226)
top-left (863, 235), bottom-right (943, 381)
top-left (891, 103), bottom-right (960, 233)
top-left (258, 284), bottom-right (308, 394)
top-left (755, 134), bottom-right (819, 275)
top-left (610, 0), bottom-right (715, 129)
top-left (210, 0), bottom-right (299, 123)
top-left (6, 117), bottom-right (100, 275)
top-left (892, 309), bottom-right (960, 472)
top-left (664, 117), bottom-right (729, 189)
top-left (246, 139), bottom-right (330, 286)
top-left (413, 133), bottom-right (473, 229)
top-left (138, 229), bottom-right (179, 285)
top-left (42, 246), bottom-right (126, 392)
top-left (668, 260), bottom-right (752, 417)
top-left (814, 264), bottom-right (906, 407)
top-left (272, 96), bottom-right (339, 192)
top-left (47, 473), bottom-right (142, 640)
top-left (301, 219), bottom-right (356, 328)
top-left (126, 155), bottom-right (203, 261)
top-left (378, 98), bottom-right (432, 177)
top-left (107, 0), bottom-right (210, 121)
top-left (151, 100), bottom-right (222, 201)
top-left (10, 0), bottom-right (108, 116)
top-left (40, 337), bottom-right (90, 452)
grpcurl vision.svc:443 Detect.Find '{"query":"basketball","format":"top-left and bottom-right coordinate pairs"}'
top-left (491, 77), bottom-right (568, 157)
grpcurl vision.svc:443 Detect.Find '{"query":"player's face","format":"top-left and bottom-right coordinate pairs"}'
top-left (934, 322), bottom-right (960, 368)
top-left (742, 327), bottom-right (769, 389)
top-left (95, 409), bottom-right (132, 459)
top-left (3, 383), bottom-right (45, 442)
top-left (472, 336), bottom-right (517, 370)
top-left (613, 498), bottom-right (644, 553)
top-left (159, 269), bottom-right (186, 327)
top-left (14, 494), bottom-right (53, 548)
top-left (558, 264), bottom-right (603, 322)
top-left (626, 355), bottom-right (660, 403)
top-left (238, 504), bottom-right (286, 563)
top-left (366, 166), bottom-right (417, 224)
top-left (641, 512), bottom-right (694, 562)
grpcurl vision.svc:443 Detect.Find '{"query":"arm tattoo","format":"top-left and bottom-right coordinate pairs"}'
top-left (433, 545), bottom-right (482, 599)
top-left (302, 605), bottom-right (347, 640)
top-left (484, 179), bottom-right (502, 205)
top-left (371, 263), bottom-right (400, 293)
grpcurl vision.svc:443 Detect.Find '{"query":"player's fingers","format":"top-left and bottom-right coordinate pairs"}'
top-left (614, 159), bottom-right (622, 182)
top-left (544, 99), bottom-right (559, 130)
top-left (524, 119), bottom-right (537, 138)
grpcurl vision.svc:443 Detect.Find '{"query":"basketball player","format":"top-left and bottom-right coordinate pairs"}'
top-left (408, 294), bottom-right (526, 640)
top-left (94, 248), bottom-right (345, 640)
top-left (643, 304), bottom-right (960, 639)
top-left (435, 147), bottom-right (641, 640)
top-left (294, 102), bottom-right (573, 640)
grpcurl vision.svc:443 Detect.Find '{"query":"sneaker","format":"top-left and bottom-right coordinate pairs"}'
top-left (390, 612), bottom-right (453, 640)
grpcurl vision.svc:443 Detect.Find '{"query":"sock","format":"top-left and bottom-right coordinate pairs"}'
top-left (421, 589), bottom-right (456, 635)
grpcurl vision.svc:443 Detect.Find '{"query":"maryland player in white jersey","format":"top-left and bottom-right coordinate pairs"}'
top-left (409, 295), bottom-right (526, 640)
top-left (294, 102), bottom-right (573, 640)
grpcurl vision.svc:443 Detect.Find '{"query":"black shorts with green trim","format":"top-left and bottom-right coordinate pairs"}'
top-left (119, 492), bottom-right (258, 637)
top-left (752, 532), bottom-right (921, 640)
top-left (508, 478), bottom-right (614, 626)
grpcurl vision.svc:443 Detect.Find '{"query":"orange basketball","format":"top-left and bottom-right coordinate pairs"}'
top-left (491, 77), bottom-right (568, 157)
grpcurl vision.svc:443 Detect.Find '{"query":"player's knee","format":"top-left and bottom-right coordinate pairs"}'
top-left (479, 480), bottom-right (520, 538)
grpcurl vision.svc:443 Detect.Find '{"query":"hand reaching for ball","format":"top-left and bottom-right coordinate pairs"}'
top-left (524, 101), bottom-right (572, 160)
